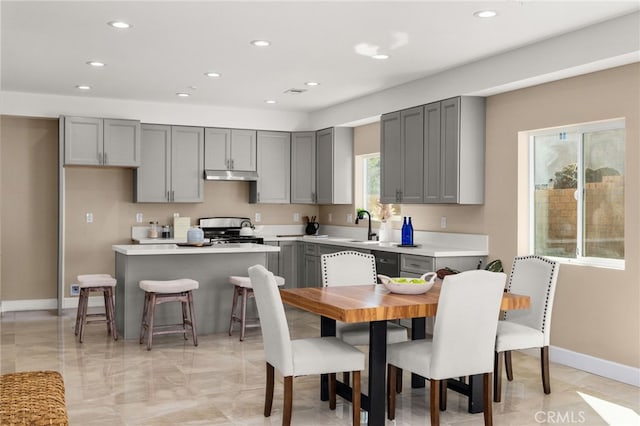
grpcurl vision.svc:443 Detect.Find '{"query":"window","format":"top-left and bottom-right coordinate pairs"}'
top-left (356, 153), bottom-right (399, 221)
top-left (529, 119), bottom-right (625, 268)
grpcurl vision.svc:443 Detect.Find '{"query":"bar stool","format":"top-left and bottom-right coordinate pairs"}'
top-left (228, 275), bottom-right (285, 341)
top-left (139, 278), bottom-right (199, 350)
top-left (75, 274), bottom-right (117, 343)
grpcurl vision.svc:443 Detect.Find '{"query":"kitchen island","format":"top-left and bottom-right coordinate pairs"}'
top-left (112, 243), bottom-right (279, 339)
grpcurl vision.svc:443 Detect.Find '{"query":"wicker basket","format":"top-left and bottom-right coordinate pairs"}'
top-left (0, 371), bottom-right (69, 425)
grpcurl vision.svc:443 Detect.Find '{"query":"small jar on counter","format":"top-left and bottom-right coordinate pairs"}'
top-left (148, 221), bottom-right (159, 239)
top-left (161, 225), bottom-right (171, 239)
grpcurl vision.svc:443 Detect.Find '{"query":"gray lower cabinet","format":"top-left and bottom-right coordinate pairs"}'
top-left (204, 128), bottom-right (256, 172)
top-left (63, 116), bottom-right (141, 167)
top-left (250, 131), bottom-right (291, 204)
top-left (424, 96), bottom-right (485, 204)
top-left (291, 132), bottom-right (317, 204)
top-left (380, 106), bottom-right (424, 203)
top-left (265, 241), bottom-right (300, 289)
top-left (316, 127), bottom-right (353, 204)
top-left (134, 124), bottom-right (204, 203)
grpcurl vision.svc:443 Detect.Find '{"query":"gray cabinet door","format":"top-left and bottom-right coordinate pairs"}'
top-left (315, 128), bottom-right (333, 204)
top-left (253, 131), bottom-right (290, 203)
top-left (304, 254), bottom-right (320, 288)
top-left (401, 106), bottom-right (424, 203)
top-left (171, 126), bottom-right (204, 203)
top-left (103, 119), bottom-right (141, 167)
top-left (278, 241), bottom-right (298, 289)
top-left (423, 101), bottom-right (442, 203)
top-left (204, 128), bottom-right (230, 170)
top-left (316, 127), bottom-right (353, 205)
top-left (380, 112), bottom-right (401, 203)
top-left (135, 124), bottom-right (171, 202)
top-left (64, 116), bottom-right (103, 165)
top-left (230, 129), bottom-right (257, 171)
top-left (440, 97), bottom-right (460, 203)
top-left (291, 132), bottom-right (316, 204)
top-left (265, 242), bottom-right (280, 275)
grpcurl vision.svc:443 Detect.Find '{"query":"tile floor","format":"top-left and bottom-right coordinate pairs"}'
top-left (1, 308), bottom-right (638, 425)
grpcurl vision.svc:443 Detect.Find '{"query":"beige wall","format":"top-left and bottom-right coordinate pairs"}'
top-left (1, 64), bottom-right (638, 367)
top-left (1, 116), bottom-right (59, 300)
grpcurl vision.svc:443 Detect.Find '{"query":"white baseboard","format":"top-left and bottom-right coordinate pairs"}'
top-left (0, 297), bottom-right (104, 313)
top-left (519, 346), bottom-right (639, 387)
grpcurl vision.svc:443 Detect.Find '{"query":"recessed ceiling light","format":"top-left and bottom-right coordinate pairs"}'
top-left (372, 54), bottom-right (390, 60)
top-left (205, 72), bottom-right (221, 78)
top-left (87, 61), bottom-right (105, 67)
top-left (251, 40), bottom-right (271, 47)
top-left (76, 85), bottom-right (91, 90)
top-left (264, 100), bottom-right (276, 104)
top-left (305, 81), bottom-right (320, 87)
top-left (108, 21), bottom-right (131, 29)
top-left (176, 93), bottom-right (190, 97)
top-left (474, 10), bottom-right (497, 18)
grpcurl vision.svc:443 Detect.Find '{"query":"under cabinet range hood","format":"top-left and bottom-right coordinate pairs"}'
top-left (203, 170), bottom-right (259, 181)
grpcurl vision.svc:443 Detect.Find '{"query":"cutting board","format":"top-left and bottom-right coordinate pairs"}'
top-left (173, 217), bottom-right (191, 239)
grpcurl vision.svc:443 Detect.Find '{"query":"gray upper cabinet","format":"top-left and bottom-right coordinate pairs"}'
top-left (380, 107), bottom-right (424, 203)
top-left (250, 131), bottom-right (290, 204)
top-left (204, 128), bottom-right (256, 171)
top-left (134, 124), bottom-right (204, 203)
top-left (64, 116), bottom-right (140, 167)
top-left (424, 96), bottom-right (485, 204)
top-left (316, 127), bottom-right (353, 204)
top-left (291, 132), bottom-right (317, 204)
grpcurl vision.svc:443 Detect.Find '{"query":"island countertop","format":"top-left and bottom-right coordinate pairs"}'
top-left (113, 243), bottom-right (280, 256)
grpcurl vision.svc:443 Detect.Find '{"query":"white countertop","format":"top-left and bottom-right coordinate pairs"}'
top-left (263, 236), bottom-right (488, 257)
top-left (113, 243), bottom-right (280, 256)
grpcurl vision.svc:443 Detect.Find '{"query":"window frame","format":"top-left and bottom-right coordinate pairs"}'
top-left (527, 119), bottom-right (625, 270)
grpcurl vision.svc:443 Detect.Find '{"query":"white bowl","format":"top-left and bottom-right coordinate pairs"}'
top-left (378, 273), bottom-right (437, 295)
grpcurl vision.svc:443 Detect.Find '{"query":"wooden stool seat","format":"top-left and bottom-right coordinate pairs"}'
top-left (228, 275), bottom-right (285, 341)
top-left (139, 278), bottom-right (199, 350)
top-left (74, 274), bottom-right (117, 343)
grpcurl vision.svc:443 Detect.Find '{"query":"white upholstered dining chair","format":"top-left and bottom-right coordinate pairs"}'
top-left (320, 250), bottom-right (409, 346)
top-left (248, 264), bottom-right (365, 426)
top-left (386, 269), bottom-right (507, 426)
top-left (494, 255), bottom-right (560, 402)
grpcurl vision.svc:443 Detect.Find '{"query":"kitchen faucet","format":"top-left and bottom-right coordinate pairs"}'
top-left (355, 210), bottom-right (377, 241)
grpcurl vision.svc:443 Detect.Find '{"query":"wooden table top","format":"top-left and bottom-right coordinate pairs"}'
top-left (280, 282), bottom-right (530, 323)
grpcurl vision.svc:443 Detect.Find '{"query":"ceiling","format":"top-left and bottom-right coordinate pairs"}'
top-left (2, 1), bottom-right (639, 113)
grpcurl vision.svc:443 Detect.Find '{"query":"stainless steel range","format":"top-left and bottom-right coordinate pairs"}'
top-left (198, 217), bottom-right (264, 245)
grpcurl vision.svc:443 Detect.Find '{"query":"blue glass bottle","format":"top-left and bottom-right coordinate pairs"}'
top-left (408, 217), bottom-right (414, 246)
top-left (401, 217), bottom-right (409, 246)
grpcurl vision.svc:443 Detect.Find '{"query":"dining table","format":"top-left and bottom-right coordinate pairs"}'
top-left (280, 281), bottom-right (530, 426)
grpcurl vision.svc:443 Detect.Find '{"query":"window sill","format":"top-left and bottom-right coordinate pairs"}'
top-left (547, 256), bottom-right (625, 271)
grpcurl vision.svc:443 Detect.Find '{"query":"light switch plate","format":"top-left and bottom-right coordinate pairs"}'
top-left (293, 213), bottom-right (300, 222)
top-left (255, 213), bottom-right (262, 223)
top-left (136, 213), bottom-right (144, 223)
top-left (86, 212), bottom-right (93, 223)
top-left (328, 213), bottom-right (332, 222)
top-left (440, 216), bottom-right (447, 229)
top-left (347, 213), bottom-right (353, 223)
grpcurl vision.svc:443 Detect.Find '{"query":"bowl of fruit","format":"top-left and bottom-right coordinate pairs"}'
top-left (378, 272), bottom-right (437, 294)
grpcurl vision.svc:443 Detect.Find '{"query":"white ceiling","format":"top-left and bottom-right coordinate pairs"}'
top-left (2, 1), bottom-right (639, 114)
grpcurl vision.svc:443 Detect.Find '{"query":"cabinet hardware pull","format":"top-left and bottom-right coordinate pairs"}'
top-left (231, 158), bottom-right (235, 170)
top-left (167, 190), bottom-right (171, 202)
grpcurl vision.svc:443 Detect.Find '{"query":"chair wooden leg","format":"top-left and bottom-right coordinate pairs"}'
top-left (541, 346), bottom-right (551, 394)
top-left (74, 291), bottom-right (82, 336)
top-left (352, 370), bottom-right (361, 425)
top-left (483, 372), bottom-right (493, 426)
top-left (107, 288), bottom-right (118, 340)
top-left (493, 351), bottom-right (503, 403)
top-left (139, 292), bottom-right (148, 344)
top-left (283, 375), bottom-right (293, 426)
top-left (264, 363), bottom-right (274, 417)
top-left (387, 364), bottom-right (397, 420)
top-left (329, 373), bottom-right (336, 410)
top-left (188, 290), bottom-right (198, 346)
top-left (240, 288), bottom-right (249, 341)
top-left (396, 367), bottom-right (403, 393)
top-left (78, 289), bottom-right (89, 343)
top-left (103, 290), bottom-right (112, 336)
top-left (429, 379), bottom-right (440, 426)
top-left (505, 350), bottom-right (513, 381)
top-left (229, 287), bottom-right (239, 336)
top-left (439, 379), bottom-right (447, 411)
top-left (146, 293), bottom-right (156, 350)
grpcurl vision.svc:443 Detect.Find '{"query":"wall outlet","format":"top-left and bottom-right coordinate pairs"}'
top-left (347, 213), bottom-right (353, 223)
top-left (70, 284), bottom-right (80, 296)
top-left (255, 213), bottom-right (262, 223)
top-left (85, 212), bottom-right (93, 223)
top-left (136, 213), bottom-right (144, 223)
top-left (328, 213), bottom-right (332, 223)
top-left (293, 213), bottom-right (300, 222)
top-left (440, 216), bottom-right (447, 229)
